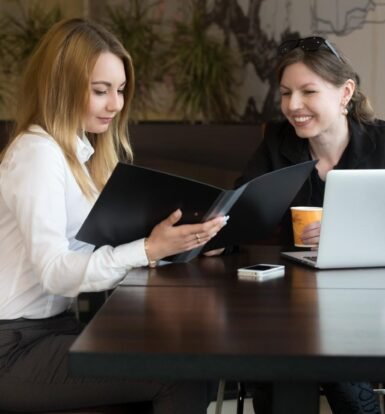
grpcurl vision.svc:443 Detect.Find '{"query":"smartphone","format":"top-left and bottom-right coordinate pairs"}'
top-left (237, 264), bottom-right (285, 281)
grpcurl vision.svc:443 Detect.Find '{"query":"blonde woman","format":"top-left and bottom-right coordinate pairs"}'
top-left (0, 18), bottom-right (225, 413)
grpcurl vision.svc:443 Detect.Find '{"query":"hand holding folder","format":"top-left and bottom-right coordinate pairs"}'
top-left (76, 160), bottom-right (316, 262)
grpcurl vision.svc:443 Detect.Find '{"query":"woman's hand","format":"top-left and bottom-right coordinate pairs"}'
top-left (145, 209), bottom-right (228, 261)
top-left (301, 221), bottom-right (321, 249)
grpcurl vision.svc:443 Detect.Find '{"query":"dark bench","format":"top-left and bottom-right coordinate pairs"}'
top-left (0, 121), bottom-right (263, 189)
top-left (129, 122), bottom-right (263, 188)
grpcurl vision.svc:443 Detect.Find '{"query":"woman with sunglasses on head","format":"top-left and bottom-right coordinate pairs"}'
top-left (236, 37), bottom-right (384, 413)
top-left (237, 36), bottom-right (385, 249)
top-left (0, 18), bottom-right (226, 413)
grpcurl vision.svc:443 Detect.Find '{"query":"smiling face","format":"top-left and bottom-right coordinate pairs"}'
top-left (279, 62), bottom-right (352, 139)
top-left (82, 52), bottom-right (126, 134)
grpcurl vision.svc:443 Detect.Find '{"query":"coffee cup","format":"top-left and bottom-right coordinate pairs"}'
top-left (290, 206), bottom-right (323, 247)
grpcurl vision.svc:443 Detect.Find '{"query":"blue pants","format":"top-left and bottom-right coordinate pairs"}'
top-left (250, 381), bottom-right (381, 414)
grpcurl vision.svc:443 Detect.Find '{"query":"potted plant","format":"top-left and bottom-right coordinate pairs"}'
top-left (161, 0), bottom-right (241, 123)
top-left (101, 0), bottom-right (253, 188)
top-left (102, 0), bottom-right (162, 121)
top-left (0, 0), bottom-right (62, 118)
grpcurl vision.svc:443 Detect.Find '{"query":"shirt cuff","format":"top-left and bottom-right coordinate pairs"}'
top-left (112, 238), bottom-right (149, 268)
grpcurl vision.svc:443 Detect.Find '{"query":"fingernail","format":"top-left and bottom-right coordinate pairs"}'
top-left (223, 215), bottom-right (230, 224)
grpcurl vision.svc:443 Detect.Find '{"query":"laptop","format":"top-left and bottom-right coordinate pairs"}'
top-left (281, 169), bottom-right (385, 269)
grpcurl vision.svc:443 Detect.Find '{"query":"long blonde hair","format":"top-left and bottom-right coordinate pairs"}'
top-left (1, 18), bottom-right (135, 199)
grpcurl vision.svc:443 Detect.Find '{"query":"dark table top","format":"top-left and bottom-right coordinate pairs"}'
top-left (119, 245), bottom-right (385, 290)
top-left (70, 246), bottom-right (385, 382)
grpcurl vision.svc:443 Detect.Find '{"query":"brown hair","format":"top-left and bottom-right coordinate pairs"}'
top-left (1, 18), bottom-right (135, 198)
top-left (276, 46), bottom-right (375, 123)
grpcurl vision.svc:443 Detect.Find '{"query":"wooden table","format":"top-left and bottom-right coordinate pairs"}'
top-left (70, 246), bottom-right (385, 413)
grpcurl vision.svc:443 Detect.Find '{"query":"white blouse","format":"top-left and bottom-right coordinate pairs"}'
top-left (0, 125), bottom-right (148, 319)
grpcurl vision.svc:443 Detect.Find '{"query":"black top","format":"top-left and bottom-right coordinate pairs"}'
top-left (235, 117), bottom-right (385, 244)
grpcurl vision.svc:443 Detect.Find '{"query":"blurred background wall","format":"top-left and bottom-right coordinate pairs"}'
top-left (0, 0), bottom-right (384, 123)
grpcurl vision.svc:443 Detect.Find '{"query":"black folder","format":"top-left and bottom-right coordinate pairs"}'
top-left (76, 160), bottom-right (316, 262)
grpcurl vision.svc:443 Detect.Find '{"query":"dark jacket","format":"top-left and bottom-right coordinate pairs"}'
top-left (236, 117), bottom-right (385, 245)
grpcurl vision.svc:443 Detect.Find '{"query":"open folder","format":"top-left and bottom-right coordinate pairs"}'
top-left (76, 160), bottom-right (316, 262)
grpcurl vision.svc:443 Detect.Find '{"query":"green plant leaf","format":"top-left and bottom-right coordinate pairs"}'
top-left (161, 0), bottom-right (240, 122)
top-left (103, 0), bottom-right (162, 120)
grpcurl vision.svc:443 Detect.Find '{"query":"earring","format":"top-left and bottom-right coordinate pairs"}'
top-left (341, 99), bottom-right (349, 115)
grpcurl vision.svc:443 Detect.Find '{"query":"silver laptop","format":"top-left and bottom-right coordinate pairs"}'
top-left (281, 169), bottom-right (385, 269)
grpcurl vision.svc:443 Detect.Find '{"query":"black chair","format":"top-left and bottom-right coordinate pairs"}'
top-left (217, 381), bottom-right (385, 414)
top-left (215, 380), bottom-right (245, 414)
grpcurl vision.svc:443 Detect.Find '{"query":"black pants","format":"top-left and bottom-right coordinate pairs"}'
top-left (250, 381), bottom-right (381, 414)
top-left (0, 313), bottom-right (212, 413)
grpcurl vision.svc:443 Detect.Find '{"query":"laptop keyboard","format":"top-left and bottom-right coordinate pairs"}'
top-left (304, 256), bottom-right (317, 262)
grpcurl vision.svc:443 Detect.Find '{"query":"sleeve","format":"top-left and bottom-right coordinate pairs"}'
top-left (1, 137), bottom-right (148, 297)
top-left (234, 123), bottom-right (275, 188)
top-left (233, 122), bottom-right (292, 246)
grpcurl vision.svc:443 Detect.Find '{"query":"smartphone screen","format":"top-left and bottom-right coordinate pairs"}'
top-left (243, 264), bottom-right (279, 271)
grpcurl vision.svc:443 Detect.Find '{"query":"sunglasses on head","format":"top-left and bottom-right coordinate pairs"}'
top-left (278, 36), bottom-right (342, 61)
